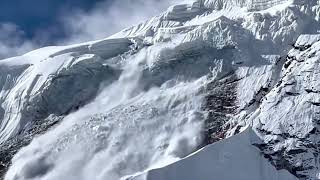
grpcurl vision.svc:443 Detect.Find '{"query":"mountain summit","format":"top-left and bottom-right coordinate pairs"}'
top-left (1, 0), bottom-right (320, 179)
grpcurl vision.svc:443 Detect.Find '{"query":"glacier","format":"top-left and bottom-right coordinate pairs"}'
top-left (0, 0), bottom-right (320, 180)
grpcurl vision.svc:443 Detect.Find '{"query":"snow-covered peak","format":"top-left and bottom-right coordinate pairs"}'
top-left (203, 0), bottom-right (292, 11)
top-left (1, 0), bottom-right (320, 180)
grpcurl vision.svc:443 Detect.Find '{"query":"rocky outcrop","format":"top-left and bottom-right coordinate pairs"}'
top-left (1, 0), bottom-right (320, 180)
top-left (247, 34), bottom-right (320, 179)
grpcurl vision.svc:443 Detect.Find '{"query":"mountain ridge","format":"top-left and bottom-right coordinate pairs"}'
top-left (1, 0), bottom-right (320, 179)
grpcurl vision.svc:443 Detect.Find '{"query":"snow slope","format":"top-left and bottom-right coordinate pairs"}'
top-left (1, 0), bottom-right (320, 180)
top-left (129, 128), bottom-right (297, 180)
top-left (0, 38), bottom-right (132, 143)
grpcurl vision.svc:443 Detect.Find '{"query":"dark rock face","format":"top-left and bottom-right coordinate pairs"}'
top-left (254, 129), bottom-right (320, 179)
top-left (254, 98), bottom-right (320, 179)
top-left (1, 1), bottom-right (320, 179)
top-left (248, 38), bottom-right (320, 179)
top-left (203, 72), bottom-right (238, 145)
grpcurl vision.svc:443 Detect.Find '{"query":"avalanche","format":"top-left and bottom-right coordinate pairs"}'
top-left (0, 0), bottom-right (320, 180)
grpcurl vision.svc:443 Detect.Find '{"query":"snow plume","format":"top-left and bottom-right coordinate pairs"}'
top-left (0, 0), bottom-right (185, 58)
top-left (0, 23), bottom-right (37, 59)
top-left (5, 44), bottom-right (206, 180)
top-left (60, 0), bottom-right (182, 44)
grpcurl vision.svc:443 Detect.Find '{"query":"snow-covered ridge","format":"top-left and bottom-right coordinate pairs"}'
top-left (248, 0), bottom-right (292, 11)
top-left (1, 0), bottom-right (320, 180)
top-left (295, 34), bottom-right (320, 48)
top-left (112, 0), bottom-right (296, 38)
top-left (129, 128), bottom-right (297, 180)
top-left (203, 0), bottom-right (292, 11)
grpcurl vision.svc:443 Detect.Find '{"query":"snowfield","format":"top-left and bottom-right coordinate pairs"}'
top-left (1, 0), bottom-right (320, 180)
top-left (129, 128), bottom-right (298, 180)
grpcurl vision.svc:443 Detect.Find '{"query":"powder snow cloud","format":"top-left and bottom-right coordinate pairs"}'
top-left (0, 0), bottom-right (185, 59)
top-left (0, 23), bottom-right (37, 59)
top-left (59, 0), bottom-right (178, 44)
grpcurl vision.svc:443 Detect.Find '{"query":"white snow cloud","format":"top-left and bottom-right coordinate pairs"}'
top-left (59, 0), bottom-right (179, 44)
top-left (0, 23), bottom-right (37, 59)
top-left (0, 0), bottom-right (185, 58)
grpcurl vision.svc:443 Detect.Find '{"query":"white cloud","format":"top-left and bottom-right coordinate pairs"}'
top-left (0, 23), bottom-right (37, 59)
top-left (60, 0), bottom-right (178, 44)
top-left (0, 0), bottom-right (186, 59)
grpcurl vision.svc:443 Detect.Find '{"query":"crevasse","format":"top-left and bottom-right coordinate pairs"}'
top-left (1, 0), bottom-right (320, 180)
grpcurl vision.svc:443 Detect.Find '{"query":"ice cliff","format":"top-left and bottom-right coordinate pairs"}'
top-left (1, 0), bottom-right (320, 179)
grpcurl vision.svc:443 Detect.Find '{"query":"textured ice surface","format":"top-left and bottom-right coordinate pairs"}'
top-left (0, 38), bottom-right (131, 143)
top-left (1, 0), bottom-right (320, 180)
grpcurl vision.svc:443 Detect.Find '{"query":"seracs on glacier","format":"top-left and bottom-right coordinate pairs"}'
top-left (0, 0), bottom-right (320, 179)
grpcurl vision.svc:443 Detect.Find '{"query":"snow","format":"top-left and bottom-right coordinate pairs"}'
top-left (202, 0), bottom-right (292, 11)
top-left (295, 34), bottom-right (320, 48)
top-left (1, 0), bottom-right (320, 180)
top-left (0, 37), bottom-right (134, 143)
top-left (129, 128), bottom-right (297, 180)
top-left (247, 34), bottom-right (320, 137)
top-left (4, 45), bottom-right (208, 180)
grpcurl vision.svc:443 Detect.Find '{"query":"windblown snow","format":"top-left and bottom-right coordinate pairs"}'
top-left (0, 0), bottom-right (320, 180)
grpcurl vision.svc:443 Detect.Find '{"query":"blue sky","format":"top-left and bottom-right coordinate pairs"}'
top-left (0, 0), bottom-right (106, 43)
top-left (0, 0), bottom-right (173, 59)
